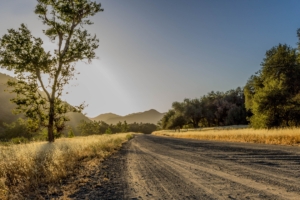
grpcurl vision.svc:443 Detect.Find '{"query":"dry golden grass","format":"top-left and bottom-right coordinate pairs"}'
top-left (153, 128), bottom-right (300, 146)
top-left (0, 133), bottom-right (133, 199)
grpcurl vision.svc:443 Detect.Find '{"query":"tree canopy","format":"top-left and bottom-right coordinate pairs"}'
top-left (160, 29), bottom-right (300, 130)
top-left (0, 0), bottom-right (103, 142)
top-left (77, 120), bottom-right (157, 135)
top-left (159, 88), bottom-right (248, 130)
top-left (244, 43), bottom-right (300, 128)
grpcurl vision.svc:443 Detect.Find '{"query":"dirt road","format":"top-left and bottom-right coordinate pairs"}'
top-left (55, 134), bottom-right (300, 199)
top-left (122, 134), bottom-right (300, 200)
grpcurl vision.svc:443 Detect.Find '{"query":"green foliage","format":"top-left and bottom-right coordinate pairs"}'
top-left (226, 106), bottom-right (247, 125)
top-left (160, 109), bottom-right (186, 130)
top-left (128, 122), bottom-right (157, 134)
top-left (77, 120), bottom-right (108, 135)
top-left (0, 118), bottom-right (45, 141)
top-left (0, 0), bottom-right (103, 142)
top-left (172, 99), bottom-right (202, 128)
top-left (160, 87), bottom-right (248, 130)
top-left (10, 137), bottom-right (29, 144)
top-left (122, 121), bottom-right (129, 132)
top-left (160, 110), bottom-right (176, 129)
top-left (68, 128), bottom-right (75, 138)
top-left (1, 118), bottom-right (32, 139)
top-left (105, 127), bottom-right (112, 134)
top-left (245, 43), bottom-right (300, 128)
top-left (77, 120), bottom-right (157, 135)
top-left (126, 134), bottom-right (134, 140)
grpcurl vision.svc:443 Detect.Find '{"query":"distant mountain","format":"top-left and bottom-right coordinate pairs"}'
top-left (0, 73), bottom-right (91, 135)
top-left (91, 109), bottom-right (164, 125)
top-left (65, 112), bottom-right (91, 135)
top-left (91, 113), bottom-right (121, 122)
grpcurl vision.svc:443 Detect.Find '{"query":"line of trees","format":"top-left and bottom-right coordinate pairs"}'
top-left (161, 29), bottom-right (300, 130)
top-left (2, 0), bottom-right (300, 142)
top-left (159, 87), bottom-right (249, 130)
top-left (0, 119), bottom-right (158, 142)
top-left (77, 120), bottom-right (157, 135)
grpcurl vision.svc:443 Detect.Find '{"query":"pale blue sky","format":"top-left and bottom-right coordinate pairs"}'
top-left (1, 0), bottom-right (300, 117)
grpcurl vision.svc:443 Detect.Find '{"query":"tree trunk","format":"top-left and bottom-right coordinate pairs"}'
top-left (193, 121), bottom-right (199, 128)
top-left (48, 101), bottom-right (55, 142)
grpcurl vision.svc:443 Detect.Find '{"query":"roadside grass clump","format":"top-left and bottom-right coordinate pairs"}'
top-left (0, 133), bottom-right (133, 199)
top-left (126, 134), bottom-right (134, 140)
top-left (153, 128), bottom-right (300, 145)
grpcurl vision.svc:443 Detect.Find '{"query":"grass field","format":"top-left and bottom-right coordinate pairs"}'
top-left (153, 127), bottom-right (300, 146)
top-left (0, 133), bottom-right (133, 199)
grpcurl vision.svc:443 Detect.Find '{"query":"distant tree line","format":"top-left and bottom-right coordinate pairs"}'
top-left (159, 87), bottom-right (249, 130)
top-left (0, 118), bottom-right (48, 143)
top-left (77, 120), bottom-right (157, 135)
top-left (161, 29), bottom-right (300, 130)
top-left (0, 119), bottom-right (158, 142)
top-left (3, 12), bottom-right (300, 140)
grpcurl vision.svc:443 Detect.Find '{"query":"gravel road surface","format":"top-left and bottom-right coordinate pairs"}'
top-left (53, 134), bottom-right (300, 199)
top-left (122, 134), bottom-right (300, 200)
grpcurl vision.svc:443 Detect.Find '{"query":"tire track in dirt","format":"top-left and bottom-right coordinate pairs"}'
top-left (146, 142), bottom-right (300, 194)
top-left (124, 135), bottom-right (300, 200)
top-left (126, 141), bottom-right (213, 199)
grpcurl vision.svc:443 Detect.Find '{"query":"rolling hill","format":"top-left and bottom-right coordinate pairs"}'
top-left (0, 72), bottom-right (164, 137)
top-left (91, 109), bottom-right (164, 125)
top-left (91, 113), bottom-right (121, 122)
top-left (0, 73), bottom-right (91, 135)
top-left (0, 73), bottom-right (21, 128)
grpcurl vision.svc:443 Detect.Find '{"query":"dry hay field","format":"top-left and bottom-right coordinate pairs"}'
top-left (153, 126), bottom-right (300, 146)
top-left (0, 133), bottom-right (133, 199)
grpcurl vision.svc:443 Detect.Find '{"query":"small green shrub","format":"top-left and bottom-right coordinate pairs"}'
top-left (105, 127), bottom-right (112, 134)
top-left (10, 137), bottom-right (29, 144)
top-left (68, 128), bottom-right (75, 138)
top-left (126, 134), bottom-right (134, 140)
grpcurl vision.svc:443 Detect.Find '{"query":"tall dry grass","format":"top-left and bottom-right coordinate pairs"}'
top-left (153, 128), bottom-right (300, 146)
top-left (0, 133), bottom-right (133, 199)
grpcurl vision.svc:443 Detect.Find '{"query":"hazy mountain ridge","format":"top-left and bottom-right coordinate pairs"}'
top-left (91, 113), bottom-right (121, 122)
top-left (91, 109), bottom-right (164, 125)
top-left (0, 72), bottom-right (162, 136)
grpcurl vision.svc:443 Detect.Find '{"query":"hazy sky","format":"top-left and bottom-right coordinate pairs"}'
top-left (1, 0), bottom-right (300, 117)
